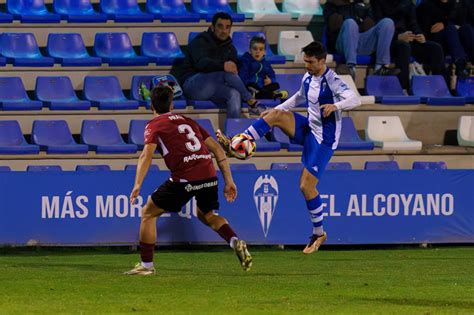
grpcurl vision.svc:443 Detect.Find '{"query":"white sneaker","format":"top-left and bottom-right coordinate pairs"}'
top-left (124, 262), bottom-right (155, 276)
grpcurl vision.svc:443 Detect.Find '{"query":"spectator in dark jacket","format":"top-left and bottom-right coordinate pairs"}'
top-left (171, 13), bottom-right (261, 118)
top-left (323, 0), bottom-right (399, 79)
top-left (416, 0), bottom-right (472, 79)
top-left (238, 36), bottom-right (287, 99)
top-left (372, 0), bottom-right (445, 89)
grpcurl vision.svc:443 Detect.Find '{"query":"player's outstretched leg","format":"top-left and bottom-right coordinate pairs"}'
top-left (197, 209), bottom-right (252, 271)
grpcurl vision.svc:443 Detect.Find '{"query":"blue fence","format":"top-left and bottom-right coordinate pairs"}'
top-left (0, 170), bottom-right (473, 245)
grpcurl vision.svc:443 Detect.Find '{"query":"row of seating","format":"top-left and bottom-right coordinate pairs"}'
top-left (0, 161), bottom-right (450, 172)
top-left (0, 0), bottom-right (320, 23)
top-left (1, 116), bottom-right (473, 155)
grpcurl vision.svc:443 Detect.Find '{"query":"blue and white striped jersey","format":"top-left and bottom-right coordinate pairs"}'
top-left (275, 68), bottom-right (361, 150)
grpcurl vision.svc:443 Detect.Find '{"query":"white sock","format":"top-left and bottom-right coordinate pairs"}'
top-left (229, 236), bottom-right (238, 249)
top-left (141, 261), bottom-right (154, 269)
top-left (313, 226), bottom-right (324, 237)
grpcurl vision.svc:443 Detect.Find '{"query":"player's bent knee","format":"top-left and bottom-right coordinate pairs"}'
top-left (141, 198), bottom-right (164, 220)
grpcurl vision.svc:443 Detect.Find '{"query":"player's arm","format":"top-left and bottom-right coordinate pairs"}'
top-left (130, 143), bottom-right (157, 204)
top-left (321, 77), bottom-right (361, 117)
top-left (204, 137), bottom-right (237, 202)
top-left (274, 78), bottom-right (306, 111)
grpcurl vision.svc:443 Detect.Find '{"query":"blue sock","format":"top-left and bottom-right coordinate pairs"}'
top-left (244, 118), bottom-right (270, 140)
top-left (306, 195), bottom-right (324, 236)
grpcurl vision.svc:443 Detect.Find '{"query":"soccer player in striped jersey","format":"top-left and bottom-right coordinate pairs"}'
top-left (217, 41), bottom-right (361, 254)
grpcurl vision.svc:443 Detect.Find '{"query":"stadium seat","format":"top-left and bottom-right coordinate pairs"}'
top-left (270, 162), bottom-right (303, 170)
top-left (326, 162), bottom-right (352, 170)
top-left (81, 120), bottom-right (138, 154)
top-left (0, 33), bottom-right (54, 67)
top-left (339, 75), bottom-right (375, 105)
top-left (35, 76), bottom-right (91, 110)
top-left (128, 119), bottom-right (147, 149)
top-left (129, 75), bottom-right (187, 109)
top-left (32, 120), bottom-right (89, 154)
top-left (278, 31), bottom-right (314, 62)
top-left (27, 165), bottom-right (62, 171)
top-left (412, 161), bottom-right (447, 170)
top-left (225, 118), bottom-right (281, 151)
top-left (0, 12), bottom-right (14, 23)
top-left (47, 33), bottom-right (102, 66)
top-left (411, 75), bottom-right (465, 105)
top-left (0, 120), bottom-right (40, 154)
top-left (364, 161), bottom-right (400, 170)
top-left (54, 0), bottom-right (107, 22)
top-left (100, 0), bottom-right (154, 22)
top-left (237, 0), bottom-right (291, 21)
top-left (7, 0), bottom-right (61, 22)
top-left (338, 117), bottom-right (374, 150)
top-left (76, 165), bottom-right (111, 171)
top-left (365, 75), bottom-right (421, 105)
top-left (94, 33), bottom-right (151, 66)
top-left (456, 78), bottom-right (474, 103)
top-left (232, 31), bottom-right (286, 64)
top-left (195, 119), bottom-right (217, 140)
top-left (125, 164), bottom-right (160, 171)
top-left (83, 76), bottom-right (139, 110)
top-left (271, 127), bottom-right (302, 151)
top-left (141, 32), bottom-right (184, 65)
top-left (230, 163), bottom-right (257, 171)
top-left (457, 116), bottom-right (474, 147)
top-left (188, 31), bottom-right (200, 43)
top-left (366, 116), bottom-right (422, 150)
top-left (0, 166), bottom-right (11, 171)
top-left (147, 0), bottom-right (200, 22)
top-left (191, 0), bottom-right (245, 22)
top-left (0, 77), bottom-right (42, 111)
top-left (275, 74), bottom-right (302, 97)
top-left (282, 0), bottom-right (322, 21)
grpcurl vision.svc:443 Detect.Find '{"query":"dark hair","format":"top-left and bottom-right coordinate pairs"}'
top-left (249, 36), bottom-right (266, 49)
top-left (211, 12), bottom-right (233, 26)
top-left (151, 86), bottom-right (173, 114)
top-left (302, 41), bottom-right (327, 60)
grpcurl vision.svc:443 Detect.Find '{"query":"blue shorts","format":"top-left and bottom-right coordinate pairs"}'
top-left (291, 113), bottom-right (334, 179)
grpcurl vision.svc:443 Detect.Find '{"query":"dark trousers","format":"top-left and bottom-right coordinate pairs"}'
top-left (429, 23), bottom-right (468, 62)
top-left (247, 82), bottom-right (280, 99)
top-left (391, 40), bottom-right (445, 90)
top-left (458, 24), bottom-right (474, 62)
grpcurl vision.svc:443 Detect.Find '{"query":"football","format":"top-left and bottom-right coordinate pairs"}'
top-left (230, 133), bottom-right (256, 160)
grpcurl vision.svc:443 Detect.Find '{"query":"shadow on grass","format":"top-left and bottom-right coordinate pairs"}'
top-left (360, 297), bottom-right (474, 310)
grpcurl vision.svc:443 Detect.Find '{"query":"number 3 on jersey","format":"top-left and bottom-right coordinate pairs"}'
top-left (178, 124), bottom-right (202, 152)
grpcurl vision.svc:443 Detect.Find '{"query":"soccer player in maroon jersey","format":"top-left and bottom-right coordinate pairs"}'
top-left (125, 86), bottom-right (252, 275)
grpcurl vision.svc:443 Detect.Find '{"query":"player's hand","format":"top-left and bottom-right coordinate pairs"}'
top-left (224, 61), bottom-right (238, 74)
top-left (397, 31), bottom-right (415, 42)
top-left (264, 75), bottom-right (272, 86)
top-left (130, 185), bottom-right (141, 205)
top-left (224, 182), bottom-right (237, 202)
top-left (320, 104), bottom-right (338, 117)
top-left (415, 33), bottom-right (426, 43)
top-left (430, 23), bottom-right (444, 33)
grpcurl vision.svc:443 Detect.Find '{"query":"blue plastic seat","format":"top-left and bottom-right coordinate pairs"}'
top-left (412, 75), bottom-right (465, 105)
top-left (412, 161), bottom-right (447, 170)
top-left (35, 76), bottom-right (91, 110)
top-left (364, 161), bottom-right (400, 170)
top-left (100, 0), bottom-right (154, 22)
top-left (0, 12), bottom-right (14, 23)
top-left (366, 75), bottom-right (421, 105)
top-left (125, 164), bottom-right (160, 171)
top-left (83, 76), bottom-right (139, 110)
top-left (225, 118), bottom-right (281, 151)
top-left (141, 32), bottom-right (185, 65)
top-left (76, 165), bottom-right (111, 171)
top-left (326, 162), bottom-right (352, 170)
top-left (274, 74), bottom-right (307, 106)
top-left (191, 0), bottom-right (245, 22)
top-left (27, 165), bottom-right (62, 172)
top-left (54, 0), bottom-right (107, 22)
top-left (94, 33), bottom-right (151, 66)
top-left (456, 78), bottom-right (474, 103)
top-left (47, 33), bottom-right (102, 66)
top-left (0, 166), bottom-right (12, 171)
top-left (230, 163), bottom-right (257, 171)
top-left (338, 117), bottom-right (374, 150)
top-left (7, 0), bottom-right (61, 22)
top-left (270, 162), bottom-right (303, 170)
top-left (232, 32), bottom-right (286, 64)
top-left (129, 75), bottom-right (187, 108)
top-left (0, 77), bottom-right (42, 110)
top-left (0, 33), bottom-right (54, 67)
top-left (32, 120), bottom-right (89, 154)
top-left (188, 31), bottom-right (200, 43)
top-left (195, 118), bottom-right (217, 140)
top-left (271, 127), bottom-right (303, 151)
top-left (0, 120), bottom-right (40, 154)
top-left (128, 119), bottom-right (147, 149)
top-left (147, 0), bottom-right (200, 22)
top-left (81, 120), bottom-right (138, 154)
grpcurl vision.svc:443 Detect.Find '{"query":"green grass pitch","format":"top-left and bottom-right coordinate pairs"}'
top-left (0, 247), bottom-right (473, 314)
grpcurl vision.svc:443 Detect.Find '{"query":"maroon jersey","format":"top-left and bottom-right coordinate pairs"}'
top-left (144, 112), bottom-right (216, 182)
